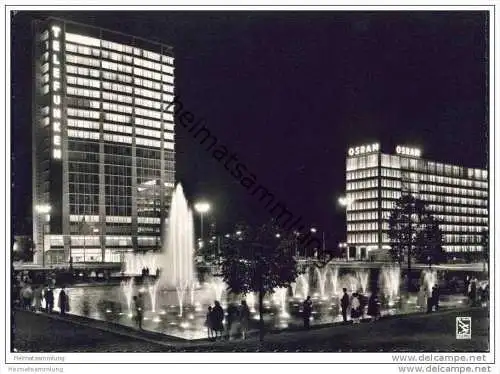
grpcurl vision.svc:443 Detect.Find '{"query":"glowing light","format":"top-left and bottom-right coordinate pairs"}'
top-left (396, 145), bottom-right (421, 158)
top-left (194, 202), bottom-right (210, 214)
top-left (35, 204), bottom-right (51, 214)
top-left (348, 143), bottom-right (380, 156)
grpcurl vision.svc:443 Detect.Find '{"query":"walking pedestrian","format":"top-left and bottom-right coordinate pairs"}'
top-left (226, 303), bottom-right (239, 340)
top-left (350, 292), bottom-right (361, 324)
top-left (212, 301), bottom-right (225, 340)
top-left (44, 286), bottom-right (54, 313)
top-left (239, 300), bottom-right (250, 340)
top-left (133, 294), bottom-right (144, 329)
top-left (464, 275), bottom-right (470, 296)
top-left (341, 288), bottom-right (350, 323)
top-left (302, 296), bottom-right (313, 329)
top-left (425, 287), bottom-right (433, 313)
top-left (417, 285), bottom-right (427, 310)
top-left (33, 285), bottom-right (43, 313)
top-left (469, 279), bottom-right (477, 307)
top-left (58, 286), bottom-right (69, 315)
top-left (432, 285), bottom-right (440, 311)
top-left (367, 290), bottom-right (381, 321)
top-left (205, 306), bottom-right (214, 341)
top-left (21, 284), bottom-right (33, 310)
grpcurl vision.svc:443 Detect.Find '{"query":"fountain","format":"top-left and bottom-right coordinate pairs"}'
top-left (121, 278), bottom-right (135, 313)
top-left (273, 287), bottom-right (289, 317)
top-left (175, 283), bottom-right (188, 317)
top-left (340, 273), bottom-right (359, 294)
top-left (379, 266), bottom-right (401, 306)
top-left (210, 277), bottom-right (226, 302)
top-left (246, 292), bottom-right (256, 313)
top-left (123, 252), bottom-right (158, 275)
top-left (314, 267), bottom-right (330, 300)
top-left (147, 279), bottom-right (159, 312)
top-left (296, 271), bottom-right (309, 299)
top-left (157, 184), bottom-right (197, 317)
top-left (290, 282), bottom-right (297, 298)
top-left (190, 283), bottom-right (196, 306)
top-left (330, 267), bottom-right (339, 297)
top-left (421, 269), bottom-right (437, 291)
top-left (356, 270), bottom-right (369, 295)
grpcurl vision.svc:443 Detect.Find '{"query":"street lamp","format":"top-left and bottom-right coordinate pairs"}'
top-left (338, 196), bottom-right (355, 260)
top-left (338, 196), bottom-right (355, 207)
top-left (293, 231), bottom-right (300, 257)
top-left (194, 201), bottom-right (211, 240)
top-left (310, 227), bottom-right (326, 256)
top-left (35, 204), bottom-right (51, 267)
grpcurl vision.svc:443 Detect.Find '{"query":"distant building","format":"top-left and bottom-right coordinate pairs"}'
top-left (32, 18), bottom-right (175, 265)
top-left (344, 142), bottom-right (488, 259)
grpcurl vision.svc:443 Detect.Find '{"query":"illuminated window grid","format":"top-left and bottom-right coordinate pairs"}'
top-left (35, 20), bottom-right (178, 263)
top-left (346, 162), bottom-right (380, 247)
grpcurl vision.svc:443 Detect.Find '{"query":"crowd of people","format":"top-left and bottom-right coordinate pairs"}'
top-left (301, 288), bottom-right (382, 329)
top-left (465, 276), bottom-right (489, 307)
top-left (204, 300), bottom-right (251, 341)
top-left (416, 284), bottom-right (440, 313)
top-left (12, 274), bottom-right (70, 315)
top-left (340, 288), bottom-right (381, 324)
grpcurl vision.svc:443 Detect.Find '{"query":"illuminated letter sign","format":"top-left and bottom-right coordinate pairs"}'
top-left (51, 25), bottom-right (62, 159)
top-left (396, 145), bottom-right (421, 158)
top-left (348, 143), bottom-right (380, 156)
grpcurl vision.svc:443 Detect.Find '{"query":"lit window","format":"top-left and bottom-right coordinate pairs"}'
top-left (66, 32), bottom-right (101, 47)
top-left (40, 30), bottom-right (49, 41)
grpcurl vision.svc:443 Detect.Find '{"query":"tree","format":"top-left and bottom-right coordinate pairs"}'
top-left (388, 195), bottom-right (433, 290)
top-left (219, 221), bottom-right (297, 341)
top-left (415, 216), bottom-right (445, 267)
top-left (480, 228), bottom-right (489, 276)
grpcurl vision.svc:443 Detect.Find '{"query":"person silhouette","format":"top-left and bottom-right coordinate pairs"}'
top-left (302, 296), bottom-right (313, 328)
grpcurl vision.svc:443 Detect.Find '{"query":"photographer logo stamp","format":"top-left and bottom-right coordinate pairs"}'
top-left (456, 317), bottom-right (472, 339)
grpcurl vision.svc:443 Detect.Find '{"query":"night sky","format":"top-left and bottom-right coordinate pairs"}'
top-left (11, 11), bottom-right (488, 246)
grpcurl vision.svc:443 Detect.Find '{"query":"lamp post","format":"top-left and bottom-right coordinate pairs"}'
top-left (309, 227), bottom-right (326, 259)
top-left (338, 196), bottom-right (355, 260)
top-left (194, 201), bottom-right (211, 240)
top-left (35, 204), bottom-right (51, 268)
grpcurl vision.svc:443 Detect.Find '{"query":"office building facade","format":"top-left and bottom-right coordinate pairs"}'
top-left (32, 18), bottom-right (175, 265)
top-left (345, 143), bottom-right (488, 259)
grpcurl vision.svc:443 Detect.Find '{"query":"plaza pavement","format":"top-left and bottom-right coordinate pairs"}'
top-left (11, 307), bottom-right (488, 353)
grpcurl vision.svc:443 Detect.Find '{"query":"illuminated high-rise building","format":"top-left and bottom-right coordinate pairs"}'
top-left (344, 143), bottom-right (488, 259)
top-left (32, 18), bottom-right (175, 265)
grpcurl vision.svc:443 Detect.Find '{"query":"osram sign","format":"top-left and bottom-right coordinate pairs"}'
top-left (348, 143), bottom-right (380, 156)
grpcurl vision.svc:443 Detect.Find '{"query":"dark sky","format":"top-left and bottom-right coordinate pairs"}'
top-left (11, 11), bottom-right (488, 245)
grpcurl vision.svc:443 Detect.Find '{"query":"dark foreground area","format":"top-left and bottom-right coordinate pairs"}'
top-left (11, 307), bottom-right (488, 353)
